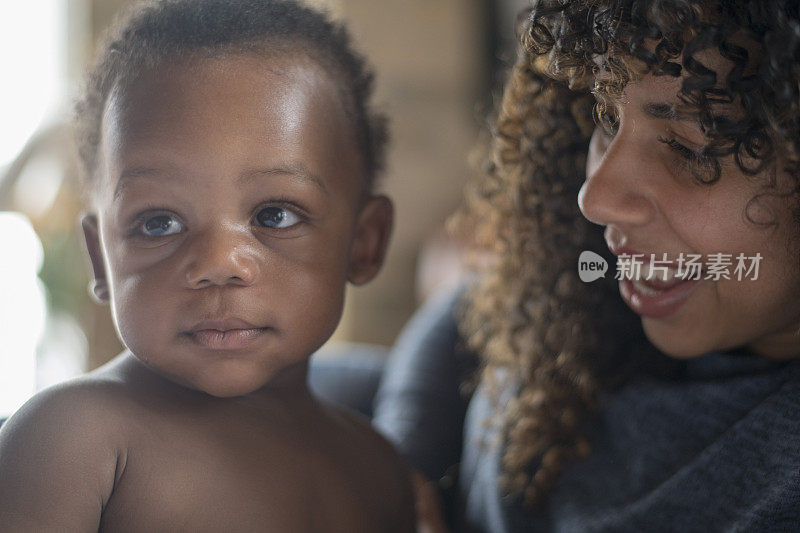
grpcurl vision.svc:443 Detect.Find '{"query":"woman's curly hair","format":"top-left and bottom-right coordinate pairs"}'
top-left (454, 0), bottom-right (800, 507)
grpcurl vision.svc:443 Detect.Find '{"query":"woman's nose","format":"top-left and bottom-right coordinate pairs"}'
top-left (183, 224), bottom-right (260, 289)
top-left (578, 129), bottom-right (656, 228)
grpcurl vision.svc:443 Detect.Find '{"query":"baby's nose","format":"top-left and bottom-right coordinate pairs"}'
top-left (183, 224), bottom-right (259, 289)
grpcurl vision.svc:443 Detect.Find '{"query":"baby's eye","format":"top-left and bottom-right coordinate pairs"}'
top-left (141, 214), bottom-right (184, 237)
top-left (255, 206), bottom-right (301, 229)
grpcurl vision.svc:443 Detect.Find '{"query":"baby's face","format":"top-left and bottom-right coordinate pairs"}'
top-left (84, 53), bottom-right (391, 397)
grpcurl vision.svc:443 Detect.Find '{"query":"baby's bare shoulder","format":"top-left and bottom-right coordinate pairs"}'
top-left (1, 370), bottom-right (134, 446)
top-left (0, 373), bottom-right (133, 530)
top-left (329, 404), bottom-right (404, 461)
top-left (316, 403), bottom-right (416, 532)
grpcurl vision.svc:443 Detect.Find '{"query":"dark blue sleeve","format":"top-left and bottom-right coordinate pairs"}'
top-left (308, 343), bottom-right (388, 418)
top-left (372, 287), bottom-right (477, 483)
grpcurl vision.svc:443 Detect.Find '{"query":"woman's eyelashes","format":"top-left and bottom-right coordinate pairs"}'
top-left (592, 101), bottom-right (720, 181)
top-left (657, 135), bottom-right (717, 179)
top-left (657, 136), bottom-right (701, 161)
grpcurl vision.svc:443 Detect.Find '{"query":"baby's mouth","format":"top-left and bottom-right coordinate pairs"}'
top-left (189, 327), bottom-right (268, 351)
top-left (185, 318), bottom-right (270, 351)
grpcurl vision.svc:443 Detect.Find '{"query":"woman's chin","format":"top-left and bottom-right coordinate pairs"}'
top-left (641, 320), bottom-right (712, 359)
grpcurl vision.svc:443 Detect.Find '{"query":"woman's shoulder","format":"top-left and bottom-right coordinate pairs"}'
top-left (372, 285), bottom-right (478, 481)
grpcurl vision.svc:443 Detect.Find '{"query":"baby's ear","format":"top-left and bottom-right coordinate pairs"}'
top-left (347, 195), bottom-right (393, 285)
top-left (80, 214), bottom-right (110, 304)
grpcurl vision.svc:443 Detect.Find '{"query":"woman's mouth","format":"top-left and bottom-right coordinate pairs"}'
top-left (619, 268), bottom-right (702, 319)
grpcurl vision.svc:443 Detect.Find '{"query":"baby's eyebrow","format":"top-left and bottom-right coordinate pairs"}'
top-left (114, 167), bottom-right (163, 200)
top-left (239, 165), bottom-right (328, 195)
top-left (113, 164), bottom-right (329, 200)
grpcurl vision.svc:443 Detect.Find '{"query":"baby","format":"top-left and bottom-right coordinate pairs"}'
top-left (0, 0), bottom-right (414, 530)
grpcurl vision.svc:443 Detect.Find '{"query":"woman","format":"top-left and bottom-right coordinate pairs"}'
top-left (374, 0), bottom-right (800, 531)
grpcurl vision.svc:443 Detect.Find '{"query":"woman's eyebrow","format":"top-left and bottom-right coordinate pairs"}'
top-left (644, 101), bottom-right (735, 123)
top-left (642, 102), bottom-right (692, 121)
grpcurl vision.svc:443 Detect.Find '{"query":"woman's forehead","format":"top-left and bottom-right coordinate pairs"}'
top-left (591, 53), bottom-right (745, 122)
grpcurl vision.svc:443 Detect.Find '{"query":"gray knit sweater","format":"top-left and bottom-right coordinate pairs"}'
top-left (373, 289), bottom-right (800, 532)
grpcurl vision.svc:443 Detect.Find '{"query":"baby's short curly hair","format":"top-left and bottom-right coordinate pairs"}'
top-left (75, 0), bottom-right (387, 191)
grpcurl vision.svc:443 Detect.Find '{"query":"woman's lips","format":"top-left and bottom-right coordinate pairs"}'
top-left (608, 245), bottom-right (705, 318)
top-left (619, 276), bottom-right (702, 319)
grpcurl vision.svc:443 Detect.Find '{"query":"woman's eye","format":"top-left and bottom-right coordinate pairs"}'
top-left (657, 136), bottom-right (719, 182)
top-left (141, 215), bottom-right (184, 237)
top-left (255, 206), bottom-right (301, 229)
top-left (658, 136), bottom-right (699, 160)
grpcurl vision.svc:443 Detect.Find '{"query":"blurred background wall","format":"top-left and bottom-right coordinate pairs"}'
top-left (0, 0), bottom-right (529, 417)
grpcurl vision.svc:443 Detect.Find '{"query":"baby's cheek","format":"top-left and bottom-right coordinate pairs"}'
top-left (283, 266), bottom-right (347, 349)
top-left (111, 275), bottom-right (174, 353)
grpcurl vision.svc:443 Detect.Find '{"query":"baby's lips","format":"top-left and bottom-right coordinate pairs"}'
top-left (190, 327), bottom-right (267, 351)
top-left (187, 317), bottom-right (264, 333)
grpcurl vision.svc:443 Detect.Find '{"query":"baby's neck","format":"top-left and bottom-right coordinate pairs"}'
top-left (98, 351), bottom-right (314, 410)
top-left (234, 361), bottom-right (314, 408)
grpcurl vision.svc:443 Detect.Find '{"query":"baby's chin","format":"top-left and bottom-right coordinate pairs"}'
top-left (133, 352), bottom-right (306, 399)
top-left (186, 374), bottom-right (268, 398)
top-left (191, 365), bottom-right (307, 399)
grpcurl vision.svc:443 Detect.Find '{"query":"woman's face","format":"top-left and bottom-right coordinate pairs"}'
top-left (579, 73), bottom-right (800, 360)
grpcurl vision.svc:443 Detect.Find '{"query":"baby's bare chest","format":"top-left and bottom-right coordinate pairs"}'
top-left (97, 415), bottom-right (385, 532)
